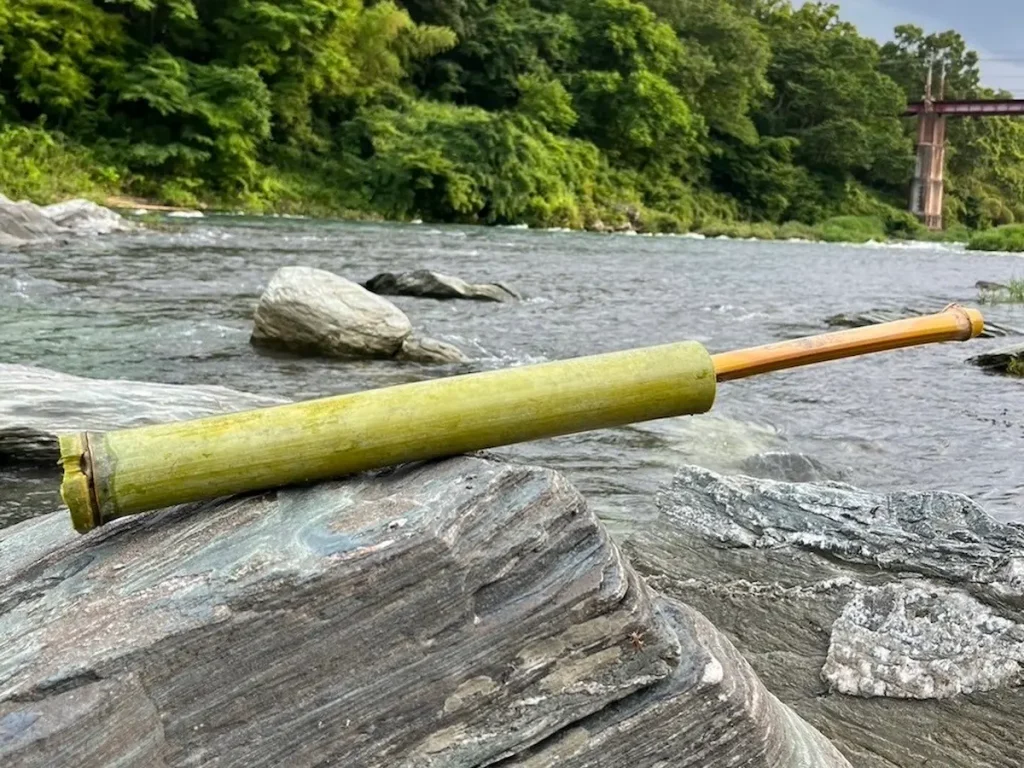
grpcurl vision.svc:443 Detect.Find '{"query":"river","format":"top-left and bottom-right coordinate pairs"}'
top-left (2, 215), bottom-right (1022, 529)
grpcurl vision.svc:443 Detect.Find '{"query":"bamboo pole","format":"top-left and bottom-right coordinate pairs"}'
top-left (58, 304), bottom-right (984, 534)
top-left (712, 304), bottom-right (984, 381)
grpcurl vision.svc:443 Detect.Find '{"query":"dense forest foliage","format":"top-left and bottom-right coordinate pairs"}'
top-left (0, 0), bottom-right (1021, 235)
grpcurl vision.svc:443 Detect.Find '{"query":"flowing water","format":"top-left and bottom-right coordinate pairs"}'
top-left (2, 215), bottom-right (1023, 529)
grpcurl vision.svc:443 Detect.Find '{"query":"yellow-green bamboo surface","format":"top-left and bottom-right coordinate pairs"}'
top-left (59, 341), bottom-right (717, 533)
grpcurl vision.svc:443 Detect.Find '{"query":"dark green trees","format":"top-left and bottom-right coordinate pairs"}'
top-left (0, 0), bottom-right (1019, 233)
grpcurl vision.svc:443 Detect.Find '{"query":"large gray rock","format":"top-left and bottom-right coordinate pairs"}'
top-left (968, 342), bottom-right (1024, 375)
top-left (0, 363), bottom-right (285, 466)
top-left (0, 195), bottom-right (132, 246)
top-left (364, 270), bottom-right (521, 302)
top-left (252, 266), bottom-right (415, 359)
top-left (40, 199), bottom-right (135, 235)
top-left (619, 465), bottom-right (1024, 768)
top-left (0, 455), bottom-right (848, 767)
top-left (0, 195), bottom-right (66, 246)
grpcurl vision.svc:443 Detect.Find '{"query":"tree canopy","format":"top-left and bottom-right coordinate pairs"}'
top-left (1, 0), bottom-right (1020, 232)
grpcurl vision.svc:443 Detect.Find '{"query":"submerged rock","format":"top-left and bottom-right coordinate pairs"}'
top-left (825, 307), bottom-right (1020, 338)
top-left (0, 455), bottom-right (848, 767)
top-left (364, 270), bottom-right (521, 302)
top-left (619, 465), bottom-right (1024, 768)
top-left (0, 363), bottom-right (285, 465)
top-left (252, 266), bottom-right (414, 358)
top-left (739, 452), bottom-right (847, 483)
top-left (397, 336), bottom-right (471, 364)
top-left (252, 266), bottom-right (469, 364)
top-left (968, 342), bottom-right (1024, 375)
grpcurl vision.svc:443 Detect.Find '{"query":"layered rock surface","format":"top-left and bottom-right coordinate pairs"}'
top-left (251, 266), bottom-right (469, 363)
top-left (619, 465), bottom-right (1024, 768)
top-left (0, 454), bottom-right (848, 768)
top-left (364, 270), bottom-right (521, 302)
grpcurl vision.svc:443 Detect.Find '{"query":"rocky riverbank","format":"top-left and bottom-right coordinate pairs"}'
top-left (618, 466), bottom-right (1024, 767)
top-left (1, 365), bottom-right (1021, 766)
top-left (0, 366), bottom-right (848, 767)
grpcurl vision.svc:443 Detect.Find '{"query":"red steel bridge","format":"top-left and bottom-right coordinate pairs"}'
top-left (903, 98), bottom-right (1024, 229)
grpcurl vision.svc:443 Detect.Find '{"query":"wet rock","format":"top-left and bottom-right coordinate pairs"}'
top-left (251, 266), bottom-right (414, 359)
top-left (0, 455), bottom-right (847, 767)
top-left (619, 465), bottom-right (1024, 768)
top-left (825, 307), bottom-right (1020, 338)
top-left (968, 342), bottom-right (1024, 375)
top-left (40, 199), bottom-right (135, 235)
top-left (0, 363), bottom-right (285, 465)
top-left (822, 581), bottom-right (1024, 699)
top-left (740, 452), bottom-right (847, 483)
top-left (976, 280), bottom-right (1009, 292)
top-left (505, 598), bottom-right (849, 768)
top-left (397, 336), bottom-right (471, 364)
top-left (0, 195), bottom-right (132, 246)
top-left (364, 270), bottom-right (521, 303)
top-left (0, 194), bottom-right (66, 246)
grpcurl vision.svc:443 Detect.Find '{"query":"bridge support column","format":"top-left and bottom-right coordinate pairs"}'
top-left (910, 110), bottom-right (946, 230)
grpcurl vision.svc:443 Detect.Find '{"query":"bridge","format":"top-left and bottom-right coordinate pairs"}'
top-left (904, 96), bottom-right (1024, 229)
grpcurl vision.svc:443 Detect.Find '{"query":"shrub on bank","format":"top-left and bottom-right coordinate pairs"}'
top-left (967, 225), bottom-right (1024, 252)
top-left (0, 126), bottom-right (119, 204)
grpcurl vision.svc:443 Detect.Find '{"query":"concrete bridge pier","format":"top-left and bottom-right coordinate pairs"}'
top-left (910, 108), bottom-right (946, 231)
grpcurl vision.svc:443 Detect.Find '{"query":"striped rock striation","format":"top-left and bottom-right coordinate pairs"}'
top-left (0, 453), bottom-right (848, 767)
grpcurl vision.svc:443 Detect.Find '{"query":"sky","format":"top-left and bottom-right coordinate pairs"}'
top-left (836, 0), bottom-right (1024, 96)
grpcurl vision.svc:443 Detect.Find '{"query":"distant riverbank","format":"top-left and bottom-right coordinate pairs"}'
top-left (100, 192), bottom-right (973, 247)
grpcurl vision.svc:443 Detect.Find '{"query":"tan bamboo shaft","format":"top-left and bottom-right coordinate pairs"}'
top-left (712, 305), bottom-right (984, 381)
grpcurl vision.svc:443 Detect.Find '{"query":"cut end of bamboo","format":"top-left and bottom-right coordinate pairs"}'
top-left (960, 306), bottom-right (986, 339)
top-left (58, 432), bottom-right (101, 534)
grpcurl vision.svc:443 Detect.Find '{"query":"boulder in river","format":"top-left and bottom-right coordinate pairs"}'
top-left (968, 342), bottom-right (1024, 375)
top-left (0, 453), bottom-right (849, 767)
top-left (0, 194), bottom-right (133, 246)
top-left (0, 194), bottom-right (66, 246)
top-left (619, 465), bottom-right (1024, 768)
top-left (252, 266), bottom-right (415, 359)
top-left (41, 198), bottom-right (136, 235)
top-left (825, 307), bottom-right (1020, 338)
top-left (363, 270), bottom-right (521, 302)
top-left (252, 266), bottom-right (469, 364)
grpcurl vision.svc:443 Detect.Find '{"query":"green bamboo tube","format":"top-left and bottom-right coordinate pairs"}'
top-left (59, 341), bottom-right (716, 533)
